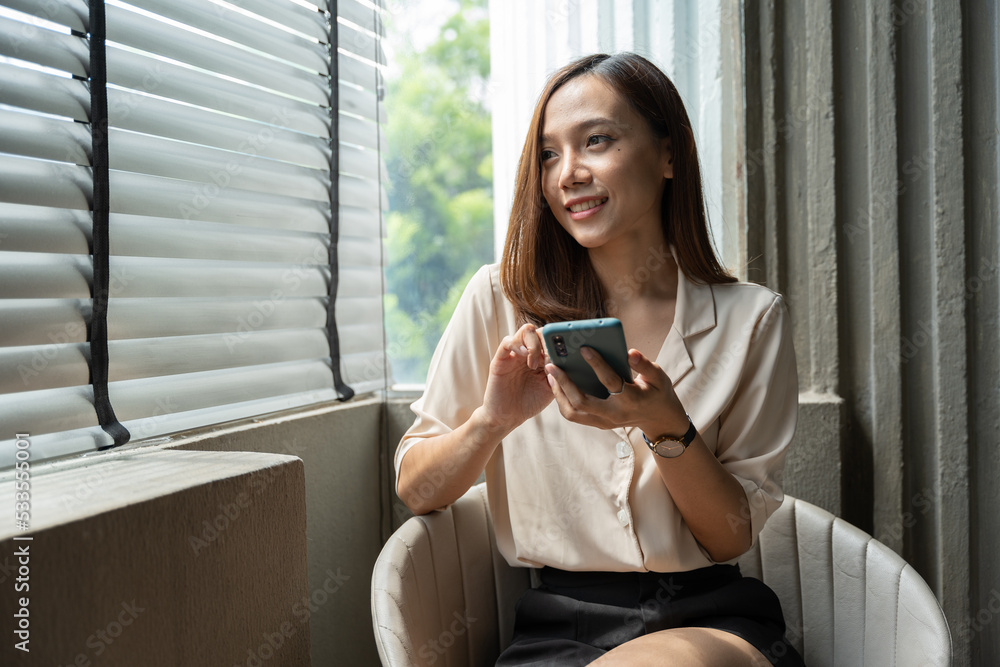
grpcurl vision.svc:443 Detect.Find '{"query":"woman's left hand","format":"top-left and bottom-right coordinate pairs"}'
top-left (545, 347), bottom-right (689, 437)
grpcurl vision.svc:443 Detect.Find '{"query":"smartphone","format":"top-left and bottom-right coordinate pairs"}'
top-left (542, 318), bottom-right (632, 399)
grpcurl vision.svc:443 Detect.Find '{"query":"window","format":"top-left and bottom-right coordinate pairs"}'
top-left (0, 0), bottom-right (387, 467)
top-left (383, 0), bottom-right (740, 389)
top-left (382, 0), bottom-right (493, 386)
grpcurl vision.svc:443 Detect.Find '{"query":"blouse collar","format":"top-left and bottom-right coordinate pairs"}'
top-left (659, 245), bottom-right (718, 385)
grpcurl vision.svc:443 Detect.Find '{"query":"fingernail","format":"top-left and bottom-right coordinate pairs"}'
top-left (519, 345), bottom-right (528, 353)
top-left (581, 347), bottom-right (594, 359)
top-left (547, 375), bottom-right (556, 387)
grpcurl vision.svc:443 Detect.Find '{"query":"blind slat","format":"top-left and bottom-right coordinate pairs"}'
top-left (0, 252), bottom-right (92, 299)
top-left (341, 350), bottom-right (386, 392)
top-left (108, 88), bottom-right (331, 168)
top-left (0, 361), bottom-right (338, 446)
top-left (124, 0), bottom-right (329, 75)
top-left (0, 203), bottom-right (91, 255)
top-left (338, 21), bottom-right (385, 68)
top-left (0, 384), bottom-right (98, 437)
top-left (0, 329), bottom-right (333, 395)
top-left (339, 173), bottom-right (382, 210)
top-left (338, 236), bottom-right (382, 268)
top-left (0, 0), bottom-right (88, 33)
top-left (339, 111), bottom-right (379, 150)
top-left (0, 385), bottom-right (342, 467)
top-left (119, 386), bottom-right (339, 443)
top-left (339, 322), bottom-right (384, 355)
top-left (0, 14), bottom-right (89, 77)
top-left (339, 50), bottom-right (378, 90)
top-left (0, 428), bottom-right (110, 467)
top-left (105, 257), bottom-right (330, 298)
top-left (108, 128), bottom-right (330, 202)
top-left (0, 299), bottom-right (89, 348)
top-left (0, 108), bottom-right (90, 164)
top-left (338, 0), bottom-right (378, 33)
top-left (337, 266), bottom-right (382, 298)
top-left (0, 342), bottom-right (87, 394)
top-left (109, 216), bottom-right (328, 263)
top-left (0, 61), bottom-right (89, 120)
top-left (106, 4), bottom-right (329, 106)
top-left (0, 255), bottom-right (332, 300)
top-left (339, 204), bottom-right (383, 237)
top-left (108, 330), bottom-right (330, 383)
top-left (210, 0), bottom-right (330, 43)
top-left (335, 296), bottom-right (385, 330)
top-left (339, 142), bottom-right (379, 180)
top-left (340, 80), bottom-right (386, 123)
top-left (106, 46), bottom-right (330, 136)
top-left (108, 359), bottom-right (334, 421)
top-left (0, 206), bottom-right (331, 262)
top-left (107, 297), bottom-right (329, 340)
top-left (108, 170), bottom-right (329, 232)
top-left (0, 155), bottom-right (91, 212)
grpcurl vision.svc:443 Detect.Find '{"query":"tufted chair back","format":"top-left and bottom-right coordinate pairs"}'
top-left (739, 496), bottom-right (951, 665)
top-left (371, 484), bottom-right (951, 666)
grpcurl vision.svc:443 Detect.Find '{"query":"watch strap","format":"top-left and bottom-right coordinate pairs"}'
top-left (642, 414), bottom-right (697, 449)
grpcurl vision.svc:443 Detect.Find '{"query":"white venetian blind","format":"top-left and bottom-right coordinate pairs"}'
top-left (0, 0), bottom-right (388, 467)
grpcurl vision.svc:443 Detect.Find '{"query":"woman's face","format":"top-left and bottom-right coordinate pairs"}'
top-left (539, 75), bottom-right (673, 251)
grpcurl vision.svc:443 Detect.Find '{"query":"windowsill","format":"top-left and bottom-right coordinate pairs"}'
top-left (0, 394), bottom-right (393, 666)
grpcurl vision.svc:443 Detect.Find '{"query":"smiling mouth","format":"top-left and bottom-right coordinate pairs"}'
top-left (567, 198), bottom-right (608, 213)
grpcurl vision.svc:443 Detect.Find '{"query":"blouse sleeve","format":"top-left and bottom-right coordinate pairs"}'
top-left (393, 265), bottom-right (501, 499)
top-left (715, 294), bottom-right (798, 549)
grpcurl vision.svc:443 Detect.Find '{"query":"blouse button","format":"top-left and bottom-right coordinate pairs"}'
top-left (617, 509), bottom-right (630, 527)
top-left (616, 441), bottom-right (631, 459)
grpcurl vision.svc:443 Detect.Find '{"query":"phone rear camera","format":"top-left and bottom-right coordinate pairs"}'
top-left (553, 336), bottom-right (568, 357)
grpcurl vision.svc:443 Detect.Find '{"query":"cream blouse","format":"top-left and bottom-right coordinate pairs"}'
top-left (395, 259), bottom-right (798, 573)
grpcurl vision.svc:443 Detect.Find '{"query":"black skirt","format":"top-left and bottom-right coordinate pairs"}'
top-left (495, 564), bottom-right (805, 666)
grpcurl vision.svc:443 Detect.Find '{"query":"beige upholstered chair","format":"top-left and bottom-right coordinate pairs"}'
top-left (371, 484), bottom-right (951, 666)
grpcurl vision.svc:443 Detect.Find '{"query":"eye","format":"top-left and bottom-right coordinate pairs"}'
top-left (587, 134), bottom-right (611, 147)
top-left (540, 149), bottom-right (557, 161)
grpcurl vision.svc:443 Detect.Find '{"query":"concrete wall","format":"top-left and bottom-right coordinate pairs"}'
top-left (172, 397), bottom-right (386, 667)
top-left (385, 396), bottom-right (419, 534)
top-left (0, 448), bottom-right (311, 666)
top-left (742, 2), bottom-right (998, 665)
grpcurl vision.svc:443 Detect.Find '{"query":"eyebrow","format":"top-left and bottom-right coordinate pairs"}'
top-left (540, 117), bottom-right (627, 144)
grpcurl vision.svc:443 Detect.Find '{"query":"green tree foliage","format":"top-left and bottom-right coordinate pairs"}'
top-left (384, 0), bottom-right (493, 383)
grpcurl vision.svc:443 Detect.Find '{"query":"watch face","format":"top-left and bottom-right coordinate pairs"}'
top-left (652, 440), bottom-right (686, 458)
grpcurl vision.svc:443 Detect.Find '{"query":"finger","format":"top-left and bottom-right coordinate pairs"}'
top-left (628, 349), bottom-right (664, 381)
top-left (547, 364), bottom-right (610, 428)
top-left (546, 363), bottom-right (589, 409)
top-left (503, 324), bottom-right (534, 358)
top-left (495, 335), bottom-right (519, 362)
top-left (521, 324), bottom-right (543, 369)
top-left (535, 328), bottom-right (551, 363)
top-left (581, 346), bottom-right (628, 395)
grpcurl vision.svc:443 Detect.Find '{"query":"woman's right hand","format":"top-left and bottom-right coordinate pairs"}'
top-left (480, 323), bottom-right (553, 435)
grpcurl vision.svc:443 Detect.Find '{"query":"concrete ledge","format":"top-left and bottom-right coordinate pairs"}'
top-left (0, 448), bottom-right (310, 666)
top-left (166, 396), bottom-right (384, 667)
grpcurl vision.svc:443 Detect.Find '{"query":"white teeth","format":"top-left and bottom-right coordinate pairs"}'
top-left (568, 197), bottom-right (608, 213)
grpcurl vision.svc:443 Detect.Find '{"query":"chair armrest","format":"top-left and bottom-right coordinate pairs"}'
top-left (372, 484), bottom-right (530, 667)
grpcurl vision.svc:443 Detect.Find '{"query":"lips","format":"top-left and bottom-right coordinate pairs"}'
top-left (567, 197), bottom-right (608, 213)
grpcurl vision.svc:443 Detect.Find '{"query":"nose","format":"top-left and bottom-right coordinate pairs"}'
top-left (558, 151), bottom-right (591, 189)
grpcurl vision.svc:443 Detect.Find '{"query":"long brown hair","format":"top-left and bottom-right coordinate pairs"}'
top-left (500, 52), bottom-right (735, 326)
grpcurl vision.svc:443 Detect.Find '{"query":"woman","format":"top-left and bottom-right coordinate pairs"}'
top-left (395, 53), bottom-right (803, 666)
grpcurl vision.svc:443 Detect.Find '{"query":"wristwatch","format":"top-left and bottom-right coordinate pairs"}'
top-left (642, 415), bottom-right (697, 458)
